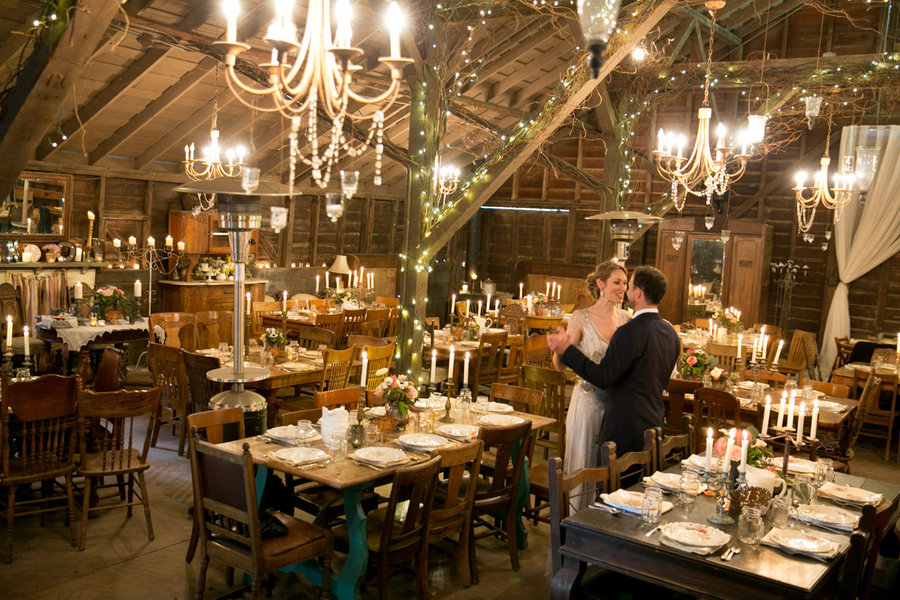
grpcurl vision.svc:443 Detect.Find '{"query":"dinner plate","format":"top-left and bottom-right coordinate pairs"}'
top-left (599, 490), bottom-right (675, 515)
top-left (768, 528), bottom-right (836, 554)
top-left (436, 423), bottom-right (480, 440)
top-left (352, 446), bottom-right (408, 466)
top-left (818, 482), bottom-right (883, 507)
top-left (279, 361), bottom-right (318, 372)
top-left (396, 433), bottom-right (448, 450)
top-left (797, 504), bottom-right (860, 529)
top-left (414, 397), bottom-right (447, 410)
top-left (470, 401), bottom-right (514, 413)
top-left (478, 414), bottom-right (525, 427)
top-left (20, 243), bottom-right (41, 263)
top-left (765, 456), bottom-right (817, 474)
top-left (271, 447), bottom-right (329, 466)
top-left (366, 406), bottom-right (386, 417)
top-left (660, 522), bottom-right (730, 548)
top-left (650, 471), bottom-right (683, 491)
top-left (683, 454), bottom-right (709, 470)
top-left (267, 424), bottom-right (318, 440)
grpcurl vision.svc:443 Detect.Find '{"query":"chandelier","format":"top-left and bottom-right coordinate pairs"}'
top-left (434, 162), bottom-right (460, 207)
top-left (183, 97), bottom-right (246, 181)
top-left (216, 0), bottom-right (412, 189)
top-left (652, 1), bottom-right (749, 212)
top-left (792, 122), bottom-right (853, 233)
top-left (577, 0), bottom-right (623, 78)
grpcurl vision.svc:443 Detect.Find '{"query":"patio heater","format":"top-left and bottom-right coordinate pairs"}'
top-left (585, 210), bottom-right (662, 262)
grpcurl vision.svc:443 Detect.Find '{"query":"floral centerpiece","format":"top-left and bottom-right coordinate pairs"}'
top-left (328, 288), bottom-right (357, 309)
top-left (373, 374), bottom-right (419, 426)
top-left (679, 348), bottom-right (716, 380)
top-left (41, 243), bottom-right (61, 262)
top-left (531, 292), bottom-right (550, 315)
top-left (192, 256), bottom-right (228, 280)
top-left (714, 306), bottom-right (743, 333)
top-left (260, 327), bottom-right (287, 350)
top-left (713, 427), bottom-right (773, 470)
top-left (93, 285), bottom-right (130, 321)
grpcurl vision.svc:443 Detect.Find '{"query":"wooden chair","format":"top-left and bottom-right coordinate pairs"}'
top-left (813, 374), bottom-right (878, 474)
top-left (318, 346), bottom-right (355, 391)
top-left (853, 367), bottom-right (898, 460)
top-left (195, 310), bottom-right (233, 349)
top-left (384, 307), bottom-right (400, 337)
top-left (838, 501), bottom-right (893, 600)
top-left (469, 420), bottom-right (532, 582)
top-left (75, 383), bottom-right (161, 551)
top-left (189, 433), bottom-right (333, 600)
top-left (339, 307), bottom-right (367, 347)
top-left (831, 336), bottom-right (854, 375)
top-left (523, 332), bottom-right (552, 367)
top-left (183, 351), bottom-right (223, 413)
top-left (798, 330), bottom-right (822, 381)
top-left (314, 312), bottom-right (344, 346)
top-left (501, 302), bottom-right (526, 335)
top-left (471, 331), bottom-right (507, 394)
top-left (665, 378), bottom-right (703, 437)
top-left (249, 301), bottom-right (282, 337)
top-left (871, 348), bottom-right (897, 365)
top-left (707, 341), bottom-right (739, 371)
top-left (333, 456), bottom-right (442, 600)
top-left (361, 342), bottom-right (396, 390)
top-left (291, 323), bottom-right (335, 350)
top-left (184, 407), bottom-right (247, 563)
top-left (149, 312), bottom-right (197, 351)
top-left (525, 316), bottom-right (562, 333)
top-left (548, 453), bottom-right (614, 576)
top-left (497, 335), bottom-right (525, 385)
top-left (693, 318), bottom-right (710, 330)
top-left (693, 387), bottom-right (742, 432)
top-left (280, 408), bottom-right (322, 426)
top-left (347, 334), bottom-right (392, 350)
top-left (307, 298), bottom-right (327, 312)
top-left (1, 374), bottom-right (79, 563)
top-left (519, 364), bottom-right (566, 461)
top-left (147, 343), bottom-right (192, 456)
top-left (808, 380), bottom-right (850, 399)
top-left (358, 320), bottom-right (381, 336)
top-left (741, 368), bottom-right (788, 388)
top-left (655, 414), bottom-right (695, 469)
top-left (601, 429), bottom-right (658, 491)
top-left (427, 441), bottom-right (483, 587)
top-left (366, 307), bottom-right (391, 336)
top-left (375, 295), bottom-right (399, 307)
top-left (314, 385), bottom-right (361, 410)
top-left (775, 330), bottom-right (807, 381)
top-left (91, 347), bottom-right (125, 392)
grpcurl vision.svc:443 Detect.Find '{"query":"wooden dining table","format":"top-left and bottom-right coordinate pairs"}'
top-left (550, 471), bottom-right (900, 600)
top-left (830, 362), bottom-right (898, 389)
top-left (216, 406), bottom-right (556, 600)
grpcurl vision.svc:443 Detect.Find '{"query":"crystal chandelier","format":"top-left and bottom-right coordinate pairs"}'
top-left (183, 96), bottom-right (246, 181)
top-left (216, 0), bottom-right (412, 188)
top-left (792, 123), bottom-right (853, 233)
top-left (653, 1), bottom-right (749, 213)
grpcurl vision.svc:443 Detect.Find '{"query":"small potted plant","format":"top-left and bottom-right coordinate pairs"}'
top-left (260, 327), bottom-right (288, 359)
top-left (93, 285), bottom-right (130, 322)
top-left (372, 373), bottom-right (419, 430)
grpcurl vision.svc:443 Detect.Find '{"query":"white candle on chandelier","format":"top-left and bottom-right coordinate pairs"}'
top-left (128, 236), bottom-right (137, 246)
top-left (771, 339), bottom-right (784, 366)
top-left (657, 128), bottom-right (665, 153)
top-left (359, 266), bottom-right (365, 287)
top-left (387, 2), bottom-right (402, 59)
top-left (715, 123), bottom-right (725, 149)
top-left (113, 238), bottom-right (121, 249)
top-left (334, 0), bottom-right (353, 47)
top-left (177, 240), bottom-right (185, 252)
top-left (165, 235), bottom-right (173, 248)
top-left (519, 282), bottom-right (524, 298)
top-left (677, 134), bottom-right (686, 158)
top-left (223, 0), bottom-right (239, 43)
top-left (450, 294), bottom-right (456, 319)
top-left (147, 236), bottom-right (155, 248)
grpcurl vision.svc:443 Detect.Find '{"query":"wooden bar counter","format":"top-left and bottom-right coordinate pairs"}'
top-left (158, 279), bottom-right (266, 312)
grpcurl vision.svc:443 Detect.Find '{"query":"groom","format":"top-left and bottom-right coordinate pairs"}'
top-left (548, 265), bottom-right (680, 455)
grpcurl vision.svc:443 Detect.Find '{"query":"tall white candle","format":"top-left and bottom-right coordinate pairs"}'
top-left (23, 326), bottom-right (29, 358)
top-left (387, 2), bottom-right (402, 58)
top-left (777, 392), bottom-right (786, 428)
top-left (486, 294), bottom-right (491, 313)
top-left (430, 349), bottom-right (437, 383)
top-left (147, 236), bottom-right (155, 247)
top-left (495, 299), bottom-right (499, 312)
top-left (224, 0), bottom-right (238, 42)
top-left (463, 352), bottom-right (470, 386)
top-left (245, 292), bottom-right (251, 315)
top-left (551, 281), bottom-right (557, 299)
top-left (704, 428), bottom-right (714, 477)
top-left (519, 282), bottom-right (524, 298)
top-left (113, 238), bottom-right (121, 248)
top-left (772, 339), bottom-right (784, 366)
top-left (739, 430), bottom-right (749, 473)
top-left (448, 345), bottom-right (455, 381)
top-left (74, 281), bottom-right (83, 300)
top-left (477, 300), bottom-right (482, 317)
top-left (737, 334), bottom-right (743, 360)
top-left (177, 240), bottom-right (185, 252)
top-left (762, 395), bottom-right (771, 436)
top-left (451, 294), bottom-right (456, 319)
top-left (282, 290), bottom-right (287, 313)
top-left (128, 235), bottom-right (137, 246)
top-left (75, 247), bottom-right (82, 261)
top-left (26, 218), bottom-right (31, 234)
top-left (897, 332), bottom-right (900, 354)
top-left (546, 282), bottom-right (550, 296)
top-left (360, 351), bottom-right (368, 387)
top-left (809, 400), bottom-right (820, 441)
top-left (325, 271), bottom-right (330, 289)
top-left (315, 275), bottom-right (320, 293)
top-left (465, 300), bottom-right (469, 317)
top-left (796, 401), bottom-right (806, 444)
top-left (164, 235), bottom-right (173, 248)
top-left (134, 280), bottom-right (142, 298)
top-left (787, 395), bottom-right (796, 431)
top-left (722, 430), bottom-right (735, 474)
top-left (6, 315), bottom-right (11, 348)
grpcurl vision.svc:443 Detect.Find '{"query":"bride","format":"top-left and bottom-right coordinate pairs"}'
top-left (553, 260), bottom-right (630, 510)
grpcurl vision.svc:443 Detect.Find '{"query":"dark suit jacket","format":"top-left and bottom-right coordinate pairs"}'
top-left (561, 311), bottom-right (680, 455)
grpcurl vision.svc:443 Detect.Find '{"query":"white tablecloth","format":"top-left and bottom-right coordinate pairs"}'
top-left (41, 319), bottom-right (149, 350)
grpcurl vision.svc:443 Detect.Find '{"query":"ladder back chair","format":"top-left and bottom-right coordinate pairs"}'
top-left (831, 336), bottom-right (854, 375)
top-left (318, 346), bottom-right (355, 391)
top-left (384, 307), bottom-right (400, 337)
top-left (91, 347), bottom-right (126, 392)
top-left (75, 383), bottom-right (161, 550)
top-left (798, 330), bottom-right (822, 381)
top-left (741, 368), bottom-right (788, 388)
top-left (375, 295), bottom-right (399, 307)
top-left (1, 374), bottom-right (79, 563)
top-left (366, 307), bottom-right (391, 336)
top-left (313, 312), bottom-right (344, 346)
top-left (292, 323), bottom-right (335, 350)
top-left (665, 378), bottom-right (703, 437)
top-left (183, 351), bottom-right (222, 413)
top-left (804, 374), bottom-right (878, 474)
top-left (775, 330), bottom-right (808, 381)
top-left (693, 387), bottom-right (743, 433)
top-left (149, 312), bottom-right (197, 351)
top-left (655, 414), bottom-right (695, 469)
top-left (471, 330), bottom-right (507, 394)
top-left (519, 364), bottom-right (567, 462)
top-left (501, 302), bottom-right (526, 335)
top-left (249, 301), bottom-right (282, 337)
top-left (853, 367), bottom-right (898, 460)
top-left (361, 342), bottom-right (396, 391)
top-left (707, 341), bottom-right (739, 371)
top-left (314, 385), bottom-right (361, 410)
top-left (339, 307), bottom-right (367, 347)
top-left (195, 310), bottom-right (233, 349)
top-left (808, 380), bottom-right (850, 399)
top-left (347, 334), bottom-right (392, 350)
top-left (601, 429), bottom-right (658, 491)
top-left (523, 332), bottom-right (552, 367)
top-left (147, 343), bottom-right (192, 455)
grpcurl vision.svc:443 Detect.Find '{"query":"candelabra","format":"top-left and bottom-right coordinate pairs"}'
top-left (1, 346), bottom-right (12, 380)
top-left (771, 260), bottom-right (808, 331)
top-left (119, 242), bottom-right (184, 317)
top-left (440, 376), bottom-right (456, 423)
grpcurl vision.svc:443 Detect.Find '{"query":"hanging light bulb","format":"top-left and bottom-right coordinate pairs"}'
top-left (803, 96), bottom-right (823, 129)
top-left (705, 213), bottom-right (715, 230)
top-left (671, 230), bottom-right (685, 251)
top-left (577, 0), bottom-right (623, 78)
top-left (746, 115), bottom-right (768, 144)
top-left (325, 193), bottom-right (344, 223)
top-left (720, 229), bottom-right (731, 243)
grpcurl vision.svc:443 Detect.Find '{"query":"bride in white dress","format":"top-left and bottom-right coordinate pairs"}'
top-left (553, 260), bottom-right (630, 511)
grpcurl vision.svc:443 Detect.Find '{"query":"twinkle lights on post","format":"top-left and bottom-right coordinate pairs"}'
top-left (215, 0), bottom-right (413, 188)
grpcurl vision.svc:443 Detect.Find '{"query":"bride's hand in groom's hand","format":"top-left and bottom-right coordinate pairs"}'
top-left (547, 326), bottom-right (571, 355)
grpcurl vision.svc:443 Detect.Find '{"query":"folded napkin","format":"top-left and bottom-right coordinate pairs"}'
top-left (320, 406), bottom-right (349, 448)
top-left (599, 491), bottom-right (675, 515)
top-left (761, 528), bottom-right (842, 561)
top-left (659, 534), bottom-right (727, 555)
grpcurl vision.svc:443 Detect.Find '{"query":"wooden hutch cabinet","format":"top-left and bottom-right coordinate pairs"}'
top-left (168, 210), bottom-right (258, 256)
top-left (655, 217), bottom-right (772, 327)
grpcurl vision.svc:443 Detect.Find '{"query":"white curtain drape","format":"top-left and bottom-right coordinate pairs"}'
top-left (820, 125), bottom-right (900, 377)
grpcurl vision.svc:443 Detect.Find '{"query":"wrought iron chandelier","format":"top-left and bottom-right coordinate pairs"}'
top-left (216, 0), bottom-right (412, 189)
top-left (792, 120), bottom-right (854, 233)
top-left (652, 1), bottom-right (749, 212)
top-left (183, 95), bottom-right (246, 181)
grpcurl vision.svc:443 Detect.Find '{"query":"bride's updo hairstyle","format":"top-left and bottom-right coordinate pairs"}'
top-left (584, 259), bottom-right (627, 301)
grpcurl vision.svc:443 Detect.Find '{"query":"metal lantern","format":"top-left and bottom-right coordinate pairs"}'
top-left (585, 210), bottom-right (662, 261)
top-left (577, 0), bottom-right (622, 78)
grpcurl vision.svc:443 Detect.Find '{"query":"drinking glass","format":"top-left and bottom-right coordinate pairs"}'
top-left (679, 470), bottom-right (700, 507)
top-left (218, 342), bottom-right (230, 357)
top-left (815, 458), bottom-right (834, 485)
top-left (365, 423), bottom-right (382, 446)
top-left (738, 506), bottom-right (764, 545)
top-left (792, 473), bottom-right (816, 506)
top-left (769, 496), bottom-right (791, 528)
top-left (641, 486), bottom-right (663, 524)
top-left (327, 435), bottom-right (347, 461)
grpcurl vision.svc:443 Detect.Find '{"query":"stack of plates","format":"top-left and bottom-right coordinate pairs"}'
top-left (643, 471), bottom-right (683, 492)
top-left (765, 456), bottom-right (817, 475)
top-left (796, 504), bottom-right (860, 533)
top-left (762, 527), bottom-right (841, 561)
top-left (470, 401), bottom-right (514, 414)
top-left (818, 482), bottom-right (883, 508)
top-left (659, 522), bottom-right (730, 555)
top-left (351, 446), bottom-right (409, 467)
top-left (395, 433), bottom-right (449, 451)
top-left (268, 447), bottom-right (329, 467)
top-left (437, 423), bottom-right (480, 441)
top-left (265, 424), bottom-right (321, 445)
top-left (597, 489), bottom-right (675, 515)
top-left (478, 414), bottom-right (525, 427)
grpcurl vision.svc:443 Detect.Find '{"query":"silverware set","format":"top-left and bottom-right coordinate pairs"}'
top-left (720, 545), bottom-right (741, 561)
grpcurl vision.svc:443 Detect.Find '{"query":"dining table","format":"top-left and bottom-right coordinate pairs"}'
top-left (550, 470), bottom-right (900, 600)
top-left (830, 361), bottom-right (898, 390)
top-left (35, 317), bottom-right (150, 374)
top-left (216, 404), bottom-right (556, 600)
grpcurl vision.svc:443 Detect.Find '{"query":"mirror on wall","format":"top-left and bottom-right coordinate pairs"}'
top-left (1, 172), bottom-right (70, 237)
top-left (689, 238), bottom-right (724, 299)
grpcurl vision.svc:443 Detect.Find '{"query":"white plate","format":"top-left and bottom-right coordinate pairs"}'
top-left (414, 397), bottom-right (447, 410)
top-left (684, 454), bottom-right (708, 470)
top-left (21, 243), bottom-right (41, 263)
top-left (471, 401), bottom-right (514, 413)
top-left (769, 528), bottom-right (836, 554)
top-left (478, 414), bottom-right (525, 427)
top-left (437, 423), bottom-right (480, 440)
top-left (279, 361), bottom-right (318, 372)
top-left (660, 522), bottom-right (730, 548)
top-left (271, 447), bottom-right (328, 466)
top-left (352, 446), bottom-right (408, 466)
top-left (266, 424), bottom-right (317, 440)
top-left (766, 456), bottom-right (817, 474)
top-left (650, 471), bottom-right (683, 491)
top-left (797, 504), bottom-right (860, 529)
top-left (599, 490), bottom-right (675, 515)
top-left (397, 433), bottom-right (447, 449)
top-left (818, 482), bottom-right (883, 506)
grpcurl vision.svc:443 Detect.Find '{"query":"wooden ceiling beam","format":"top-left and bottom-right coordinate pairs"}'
top-left (89, 57), bottom-right (217, 165)
top-left (418, 0), bottom-right (677, 256)
top-left (679, 5), bottom-right (742, 46)
top-left (0, 0), bottom-right (121, 199)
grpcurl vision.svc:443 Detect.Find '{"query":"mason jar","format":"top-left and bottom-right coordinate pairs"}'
top-left (738, 506), bottom-right (764, 545)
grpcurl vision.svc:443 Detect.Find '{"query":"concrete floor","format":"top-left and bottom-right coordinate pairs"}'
top-left (2, 425), bottom-right (899, 599)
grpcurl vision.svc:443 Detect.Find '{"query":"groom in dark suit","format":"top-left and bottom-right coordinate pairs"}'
top-left (548, 265), bottom-right (680, 455)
